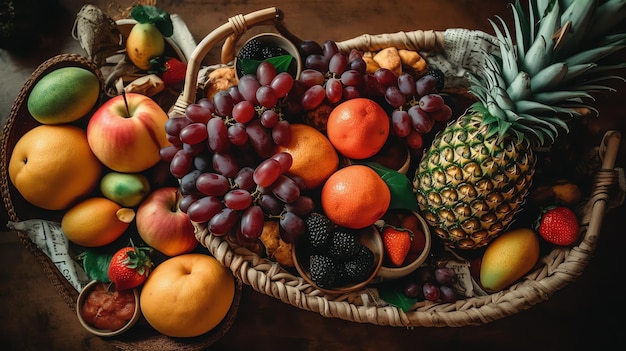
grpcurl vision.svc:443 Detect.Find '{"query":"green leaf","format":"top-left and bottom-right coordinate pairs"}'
top-left (362, 162), bottom-right (419, 211)
top-left (130, 5), bottom-right (173, 37)
top-left (83, 250), bottom-right (113, 282)
top-left (238, 55), bottom-right (294, 76)
top-left (377, 284), bottom-right (418, 312)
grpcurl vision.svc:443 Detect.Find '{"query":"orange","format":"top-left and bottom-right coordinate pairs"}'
top-left (8, 125), bottom-right (103, 210)
top-left (61, 197), bottom-right (135, 247)
top-left (326, 98), bottom-right (390, 159)
top-left (140, 253), bottom-right (235, 337)
top-left (321, 165), bottom-right (391, 229)
top-left (274, 123), bottom-right (339, 190)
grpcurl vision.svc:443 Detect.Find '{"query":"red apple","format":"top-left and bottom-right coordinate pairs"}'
top-left (136, 186), bottom-right (198, 256)
top-left (87, 92), bottom-right (171, 173)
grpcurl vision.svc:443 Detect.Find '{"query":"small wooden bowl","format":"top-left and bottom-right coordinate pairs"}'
top-left (377, 211), bottom-right (432, 280)
top-left (292, 225), bottom-right (384, 295)
top-left (76, 280), bottom-right (141, 337)
top-left (234, 32), bottom-right (303, 79)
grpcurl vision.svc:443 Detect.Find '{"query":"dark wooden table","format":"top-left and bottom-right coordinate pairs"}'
top-left (2, 1), bottom-right (625, 350)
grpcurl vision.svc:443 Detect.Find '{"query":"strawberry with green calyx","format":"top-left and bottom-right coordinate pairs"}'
top-left (381, 225), bottom-right (413, 267)
top-left (126, 5), bottom-right (174, 71)
top-left (535, 206), bottom-right (580, 246)
top-left (107, 240), bottom-right (153, 291)
top-left (149, 56), bottom-right (187, 87)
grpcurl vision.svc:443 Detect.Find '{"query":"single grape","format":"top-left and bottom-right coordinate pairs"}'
top-left (212, 152), bottom-right (239, 177)
top-left (272, 120), bottom-right (291, 145)
top-left (348, 48), bottom-right (363, 62)
top-left (213, 90), bottom-right (234, 116)
top-left (404, 281), bottom-right (423, 298)
top-left (165, 117), bottom-right (191, 137)
top-left (305, 54), bottom-right (329, 72)
top-left (228, 85), bottom-right (244, 104)
top-left (186, 195), bottom-right (223, 223)
top-left (256, 61), bottom-right (277, 86)
top-left (299, 39), bottom-right (323, 57)
top-left (256, 85), bottom-right (278, 108)
top-left (260, 109), bottom-right (279, 128)
top-left (398, 72), bottom-right (416, 96)
top-left (384, 86), bottom-right (406, 108)
top-left (196, 172), bottom-right (230, 196)
top-left (328, 52), bottom-right (348, 75)
top-left (342, 86), bottom-right (361, 100)
top-left (208, 208), bottom-right (239, 236)
top-left (374, 68), bottom-right (397, 87)
top-left (232, 100), bottom-right (256, 124)
top-left (434, 267), bottom-right (456, 286)
top-left (348, 57), bottom-right (366, 75)
top-left (197, 98), bottom-right (216, 112)
top-left (283, 195), bottom-right (314, 216)
top-left (179, 122), bottom-right (209, 145)
top-left (182, 142), bottom-right (205, 156)
top-left (259, 193), bottom-right (284, 216)
top-left (271, 174), bottom-right (300, 203)
top-left (167, 133), bottom-right (183, 147)
top-left (170, 149), bottom-right (193, 179)
top-left (159, 145), bottom-right (179, 162)
top-left (340, 70), bottom-right (364, 88)
top-left (240, 205), bottom-right (265, 240)
top-left (391, 109), bottom-right (412, 137)
top-left (193, 153), bottom-right (213, 172)
top-left (413, 266), bottom-right (435, 283)
top-left (246, 119), bottom-right (275, 158)
top-left (416, 74), bottom-right (438, 96)
top-left (185, 103), bottom-right (213, 124)
top-left (405, 129), bottom-right (424, 150)
top-left (362, 73), bottom-right (385, 97)
top-left (419, 94), bottom-right (445, 113)
top-left (233, 166), bottom-right (255, 191)
top-left (325, 77), bottom-right (343, 104)
top-left (253, 158), bottom-right (282, 187)
top-left (299, 69), bottom-right (326, 88)
top-left (279, 211), bottom-right (305, 243)
top-left (270, 152), bottom-right (293, 173)
top-left (179, 194), bottom-right (201, 213)
top-left (270, 72), bottom-right (294, 98)
top-left (422, 282), bottom-right (441, 301)
top-left (223, 189), bottom-right (253, 210)
top-left (301, 84), bottom-right (326, 110)
top-left (207, 117), bottom-right (230, 153)
top-left (227, 123), bottom-right (249, 146)
top-left (431, 104), bottom-right (453, 122)
top-left (408, 105), bottom-right (435, 134)
top-left (439, 285), bottom-right (458, 303)
top-left (237, 74), bottom-right (261, 105)
top-left (322, 40), bottom-right (339, 59)
top-left (180, 169), bottom-right (202, 195)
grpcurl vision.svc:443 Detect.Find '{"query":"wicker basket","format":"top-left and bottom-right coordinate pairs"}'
top-left (169, 7), bottom-right (625, 327)
top-left (0, 54), bottom-right (242, 351)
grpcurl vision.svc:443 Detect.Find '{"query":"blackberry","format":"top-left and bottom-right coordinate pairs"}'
top-left (238, 38), bottom-right (263, 60)
top-left (327, 230), bottom-right (361, 261)
top-left (261, 45), bottom-right (285, 59)
top-left (338, 246), bottom-right (375, 285)
top-left (309, 254), bottom-right (336, 288)
top-left (305, 213), bottom-right (335, 252)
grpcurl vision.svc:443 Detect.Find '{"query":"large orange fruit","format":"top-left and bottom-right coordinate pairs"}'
top-left (321, 165), bottom-right (391, 229)
top-left (61, 197), bottom-right (135, 247)
top-left (140, 253), bottom-right (235, 338)
top-left (8, 125), bottom-right (103, 210)
top-left (326, 98), bottom-right (390, 159)
top-left (274, 123), bottom-right (339, 190)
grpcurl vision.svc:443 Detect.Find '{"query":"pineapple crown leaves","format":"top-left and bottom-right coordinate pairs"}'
top-left (469, 0), bottom-right (626, 148)
top-left (130, 5), bottom-right (173, 37)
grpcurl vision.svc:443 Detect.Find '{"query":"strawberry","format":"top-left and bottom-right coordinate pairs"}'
top-left (535, 205), bottom-right (580, 246)
top-left (381, 225), bottom-right (413, 267)
top-left (150, 56), bottom-right (187, 86)
top-left (107, 241), bottom-right (153, 290)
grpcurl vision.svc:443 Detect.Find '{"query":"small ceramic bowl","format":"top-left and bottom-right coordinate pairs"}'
top-left (293, 225), bottom-right (384, 295)
top-left (234, 32), bottom-right (303, 79)
top-left (377, 211), bottom-right (432, 280)
top-left (76, 280), bottom-right (141, 337)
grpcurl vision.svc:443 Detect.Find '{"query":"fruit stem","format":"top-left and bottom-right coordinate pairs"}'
top-left (121, 91), bottom-right (131, 118)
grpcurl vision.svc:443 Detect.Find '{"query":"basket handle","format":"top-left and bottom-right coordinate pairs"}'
top-left (171, 7), bottom-right (297, 116)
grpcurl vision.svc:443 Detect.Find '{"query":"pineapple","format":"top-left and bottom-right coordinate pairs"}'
top-left (414, 0), bottom-right (626, 250)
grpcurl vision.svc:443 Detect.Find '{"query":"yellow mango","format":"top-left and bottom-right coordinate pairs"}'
top-left (479, 228), bottom-right (540, 292)
top-left (126, 22), bottom-right (165, 70)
